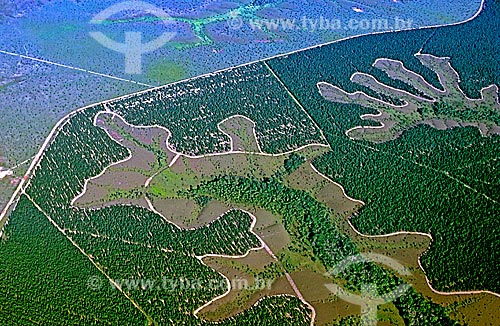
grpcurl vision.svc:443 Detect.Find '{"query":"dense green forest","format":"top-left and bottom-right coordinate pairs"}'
top-left (2, 102), bottom-right (456, 324)
top-left (188, 175), bottom-right (457, 325)
top-left (2, 108), bottom-right (313, 325)
top-left (267, 0), bottom-right (500, 293)
top-left (0, 197), bottom-right (310, 325)
top-left (313, 127), bottom-right (500, 293)
top-left (1, 0), bottom-right (499, 323)
top-left (108, 62), bottom-right (325, 155)
top-left (0, 196), bottom-right (145, 325)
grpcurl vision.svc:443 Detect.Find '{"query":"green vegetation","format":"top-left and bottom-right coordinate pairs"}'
top-left (0, 195), bottom-right (146, 325)
top-left (2, 103), bottom-right (456, 324)
top-left (331, 315), bottom-right (361, 326)
top-left (283, 153), bottom-right (306, 174)
top-left (313, 126), bottom-right (500, 293)
top-left (319, 54), bottom-right (499, 142)
top-left (2, 0), bottom-right (499, 323)
top-left (267, 0), bottom-right (500, 293)
top-left (187, 175), bottom-right (457, 324)
top-left (1, 109), bottom-right (313, 325)
top-left (146, 60), bottom-right (187, 85)
top-left (423, 0), bottom-right (500, 100)
top-left (109, 62), bottom-right (325, 155)
top-left (431, 100), bottom-right (500, 125)
top-left (150, 167), bottom-right (199, 198)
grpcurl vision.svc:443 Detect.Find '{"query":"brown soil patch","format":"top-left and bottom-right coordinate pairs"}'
top-left (218, 116), bottom-right (260, 153)
top-left (196, 200), bottom-right (233, 228)
top-left (149, 197), bottom-right (197, 228)
top-left (350, 231), bottom-right (500, 326)
top-left (291, 269), bottom-right (360, 326)
top-left (78, 113), bottom-right (497, 324)
top-left (286, 160), bottom-right (361, 217)
top-left (75, 112), bottom-right (176, 209)
top-left (76, 170), bottom-right (148, 208)
top-left (200, 249), bottom-right (295, 321)
top-left (253, 208), bottom-right (290, 254)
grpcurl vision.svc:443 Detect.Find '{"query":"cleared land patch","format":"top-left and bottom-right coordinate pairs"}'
top-left (13, 106), bottom-right (315, 325)
top-left (266, 0), bottom-right (500, 301)
top-left (108, 62), bottom-right (327, 156)
top-left (51, 109), bottom-right (457, 325)
top-left (3, 1), bottom-right (499, 322)
top-left (319, 54), bottom-right (500, 142)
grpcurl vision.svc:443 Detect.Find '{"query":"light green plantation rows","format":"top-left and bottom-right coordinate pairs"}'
top-left (0, 108), bottom-right (312, 325)
top-left (108, 62), bottom-right (325, 155)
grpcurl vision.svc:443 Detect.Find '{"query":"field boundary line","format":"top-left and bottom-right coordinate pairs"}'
top-left (0, 0), bottom-right (485, 99)
top-left (65, 111), bottom-right (319, 323)
top-left (346, 218), bottom-right (500, 298)
top-left (22, 192), bottom-right (157, 325)
top-left (193, 209), bottom-right (316, 326)
top-left (312, 159), bottom-right (500, 298)
top-left (1, 0), bottom-right (486, 227)
top-left (0, 50), bottom-right (154, 87)
top-left (320, 54), bottom-right (500, 140)
top-left (0, 0), bottom-right (492, 310)
top-left (348, 137), bottom-right (499, 205)
top-left (69, 110), bottom-right (328, 223)
top-left (69, 110), bottom-right (326, 225)
top-left (263, 61), bottom-right (329, 147)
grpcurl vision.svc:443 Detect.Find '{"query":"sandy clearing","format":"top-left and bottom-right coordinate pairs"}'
top-left (0, 168), bottom-right (13, 179)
